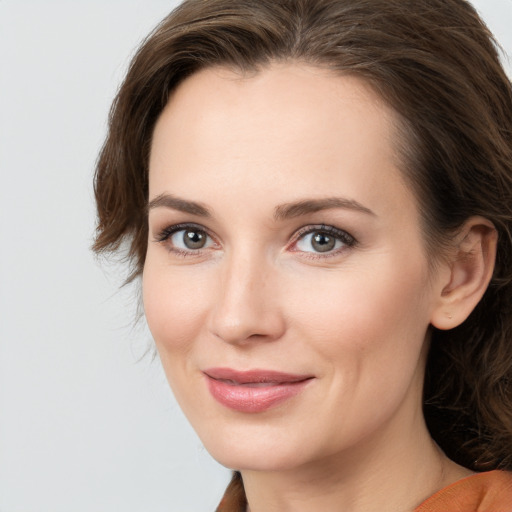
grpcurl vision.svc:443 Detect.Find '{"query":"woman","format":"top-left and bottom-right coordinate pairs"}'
top-left (93, 0), bottom-right (512, 510)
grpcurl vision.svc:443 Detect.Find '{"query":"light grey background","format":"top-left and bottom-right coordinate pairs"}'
top-left (0, 1), bottom-right (510, 511)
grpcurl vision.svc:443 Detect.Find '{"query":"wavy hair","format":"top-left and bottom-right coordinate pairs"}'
top-left (93, 0), bottom-right (512, 470)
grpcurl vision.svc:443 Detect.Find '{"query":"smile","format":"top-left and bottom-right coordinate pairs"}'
top-left (203, 368), bottom-right (314, 413)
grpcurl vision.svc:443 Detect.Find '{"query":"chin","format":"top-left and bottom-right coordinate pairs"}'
top-left (192, 418), bottom-right (324, 472)
top-left (209, 443), bottom-right (308, 473)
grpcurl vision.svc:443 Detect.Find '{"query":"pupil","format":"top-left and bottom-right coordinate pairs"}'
top-left (184, 230), bottom-right (206, 249)
top-left (312, 232), bottom-right (335, 252)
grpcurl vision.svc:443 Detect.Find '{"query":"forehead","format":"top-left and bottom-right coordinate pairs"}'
top-left (149, 63), bottom-right (415, 222)
top-left (152, 63), bottom-right (398, 155)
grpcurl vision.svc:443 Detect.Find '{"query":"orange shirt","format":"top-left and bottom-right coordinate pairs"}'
top-left (217, 470), bottom-right (512, 512)
top-left (414, 471), bottom-right (512, 512)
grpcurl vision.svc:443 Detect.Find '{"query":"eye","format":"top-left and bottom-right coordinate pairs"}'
top-left (155, 224), bottom-right (216, 254)
top-left (293, 226), bottom-right (355, 255)
top-left (173, 229), bottom-right (209, 250)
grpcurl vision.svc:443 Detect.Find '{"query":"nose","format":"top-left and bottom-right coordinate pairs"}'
top-left (207, 252), bottom-right (286, 345)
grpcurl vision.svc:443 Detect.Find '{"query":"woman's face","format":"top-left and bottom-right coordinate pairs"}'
top-left (144, 64), bottom-right (445, 471)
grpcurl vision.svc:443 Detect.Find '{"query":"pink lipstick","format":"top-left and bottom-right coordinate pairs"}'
top-left (203, 368), bottom-right (313, 413)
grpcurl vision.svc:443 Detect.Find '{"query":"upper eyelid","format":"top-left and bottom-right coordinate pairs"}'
top-left (292, 224), bottom-right (355, 241)
top-left (154, 222), bottom-right (210, 239)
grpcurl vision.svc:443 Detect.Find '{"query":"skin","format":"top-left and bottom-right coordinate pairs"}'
top-left (143, 63), bottom-right (493, 511)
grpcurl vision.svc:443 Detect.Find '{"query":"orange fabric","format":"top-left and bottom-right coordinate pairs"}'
top-left (414, 471), bottom-right (512, 512)
top-left (217, 470), bottom-right (512, 512)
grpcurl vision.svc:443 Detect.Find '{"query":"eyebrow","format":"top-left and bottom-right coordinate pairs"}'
top-left (273, 197), bottom-right (375, 220)
top-left (147, 193), bottom-right (211, 217)
top-left (147, 193), bottom-right (374, 220)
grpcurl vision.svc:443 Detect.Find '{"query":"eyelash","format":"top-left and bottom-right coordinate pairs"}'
top-left (154, 223), bottom-right (216, 258)
top-left (154, 223), bottom-right (357, 259)
top-left (290, 224), bottom-right (357, 259)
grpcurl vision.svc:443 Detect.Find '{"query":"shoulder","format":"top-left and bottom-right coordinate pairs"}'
top-left (415, 470), bottom-right (512, 512)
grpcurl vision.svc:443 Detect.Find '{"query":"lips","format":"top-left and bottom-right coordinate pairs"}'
top-left (203, 368), bottom-right (314, 413)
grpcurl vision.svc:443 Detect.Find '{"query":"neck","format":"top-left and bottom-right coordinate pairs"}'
top-left (241, 394), bottom-right (471, 512)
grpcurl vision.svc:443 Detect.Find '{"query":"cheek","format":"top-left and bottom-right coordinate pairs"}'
top-left (285, 257), bottom-right (431, 363)
top-left (142, 260), bottom-right (209, 354)
top-left (285, 262), bottom-right (431, 442)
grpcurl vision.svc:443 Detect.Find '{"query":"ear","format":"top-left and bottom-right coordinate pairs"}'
top-left (430, 217), bottom-right (497, 330)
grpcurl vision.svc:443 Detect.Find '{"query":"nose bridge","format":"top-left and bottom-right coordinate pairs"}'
top-left (208, 246), bottom-right (284, 344)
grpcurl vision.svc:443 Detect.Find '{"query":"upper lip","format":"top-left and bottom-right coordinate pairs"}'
top-left (203, 367), bottom-right (314, 384)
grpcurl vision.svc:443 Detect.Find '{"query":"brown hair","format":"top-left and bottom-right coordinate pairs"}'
top-left (93, 0), bottom-right (512, 471)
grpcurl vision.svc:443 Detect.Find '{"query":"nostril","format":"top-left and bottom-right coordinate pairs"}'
top-left (208, 305), bottom-right (286, 345)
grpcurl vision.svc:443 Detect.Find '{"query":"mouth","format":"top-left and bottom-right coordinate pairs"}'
top-left (203, 368), bottom-right (314, 413)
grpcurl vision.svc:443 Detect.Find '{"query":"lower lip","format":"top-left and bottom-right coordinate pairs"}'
top-left (205, 376), bottom-right (312, 413)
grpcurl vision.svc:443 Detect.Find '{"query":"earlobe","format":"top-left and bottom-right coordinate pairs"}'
top-left (430, 217), bottom-right (497, 331)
